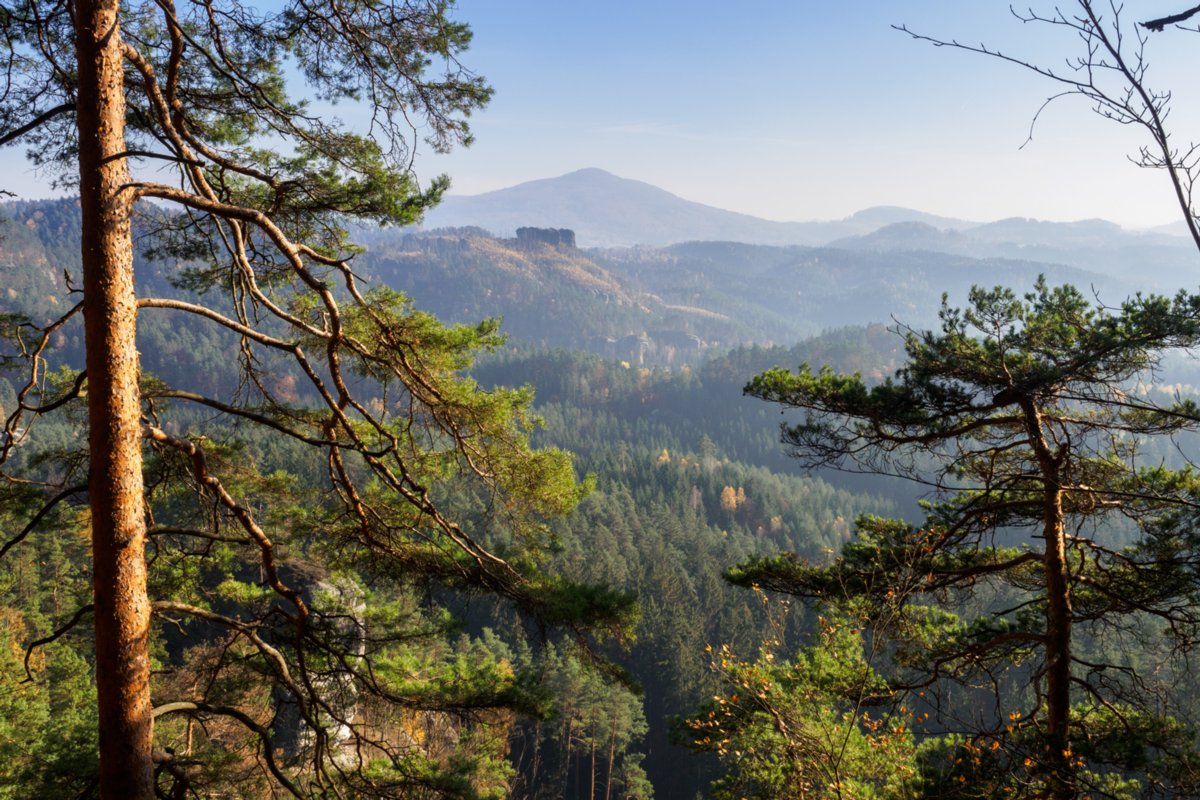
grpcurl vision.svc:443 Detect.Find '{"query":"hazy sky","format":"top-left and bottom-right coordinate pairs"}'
top-left (5, 1), bottom-right (1200, 228)
top-left (411, 1), bottom-right (1200, 228)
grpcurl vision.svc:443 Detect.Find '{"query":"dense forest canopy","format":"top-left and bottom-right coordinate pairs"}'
top-left (7, 1), bottom-right (1200, 800)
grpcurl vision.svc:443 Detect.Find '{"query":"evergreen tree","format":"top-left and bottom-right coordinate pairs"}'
top-left (738, 280), bottom-right (1200, 798)
top-left (0, 2), bottom-right (633, 798)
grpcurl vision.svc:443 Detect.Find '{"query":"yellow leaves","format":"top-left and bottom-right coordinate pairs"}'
top-left (861, 713), bottom-right (884, 733)
top-left (0, 607), bottom-right (37, 669)
top-left (720, 485), bottom-right (738, 512)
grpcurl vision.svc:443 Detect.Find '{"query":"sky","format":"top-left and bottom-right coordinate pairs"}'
top-left (408, 1), bottom-right (1200, 229)
top-left (5, 1), bottom-right (1200, 228)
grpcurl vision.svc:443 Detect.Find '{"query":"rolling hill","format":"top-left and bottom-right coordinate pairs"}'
top-left (418, 168), bottom-right (974, 247)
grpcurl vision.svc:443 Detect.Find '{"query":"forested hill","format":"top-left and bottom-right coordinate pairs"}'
top-left (474, 326), bottom-right (908, 484)
top-left (590, 241), bottom-right (1124, 342)
top-left (363, 225), bottom-right (1126, 354)
top-left (2, 197), bottom-right (1179, 799)
top-left (6, 198), bottom-right (1129, 364)
top-left (356, 227), bottom-right (745, 355)
top-left (0, 198), bottom-right (922, 799)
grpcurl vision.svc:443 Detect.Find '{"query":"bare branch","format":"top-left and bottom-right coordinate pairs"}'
top-left (24, 603), bottom-right (94, 680)
top-left (151, 600), bottom-right (303, 701)
top-left (152, 701), bottom-right (303, 799)
top-left (0, 483), bottom-right (87, 560)
top-left (143, 426), bottom-right (308, 623)
top-left (0, 101), bottom-right (74, 147)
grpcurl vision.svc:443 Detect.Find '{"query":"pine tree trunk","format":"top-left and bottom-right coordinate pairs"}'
top-left (1043, 491), bottom-right (1074, 800)
top-left (604, 730), bottom-right (615, 800)
top-left (564, 719), bottom-right (573, 798)
top-left (1022, 399), bottom-right (1075, 800)
top-left (589, 733), bottom-right (597, 800)
top-left (529, 720), bottom-right (541, 798)
top-left (75, 0), bottom-right (154, 796)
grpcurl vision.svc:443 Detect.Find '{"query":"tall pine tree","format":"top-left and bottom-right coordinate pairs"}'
top-left (0, 2), bottom-right (633, 797)
top-left (737, 280), bottom-right (1200, 798)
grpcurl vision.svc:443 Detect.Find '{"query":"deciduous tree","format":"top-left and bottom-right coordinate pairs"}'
top-left (681, 600), bottom-right (916, 800)
top-left (900, 1), bottom-right (1200, 254)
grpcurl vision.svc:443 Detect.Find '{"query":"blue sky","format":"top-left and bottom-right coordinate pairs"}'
top-left (5, 1), bottom-right (1199, 228)
top-left (410, 1), bottom-right (1200, 228)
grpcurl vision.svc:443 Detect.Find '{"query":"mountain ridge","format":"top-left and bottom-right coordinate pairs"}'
top-left (419, 168), bottom-right (1188, 252)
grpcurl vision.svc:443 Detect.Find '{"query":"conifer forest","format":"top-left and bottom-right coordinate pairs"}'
top-left (8, 1), bottom-right (1200, 798)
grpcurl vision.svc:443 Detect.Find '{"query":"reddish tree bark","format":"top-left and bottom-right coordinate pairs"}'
top-left (75, 0), bottom-right (154, 796)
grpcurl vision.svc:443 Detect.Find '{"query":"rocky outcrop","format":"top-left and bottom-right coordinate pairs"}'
top-left (516, 227), bottom-right (576, 249)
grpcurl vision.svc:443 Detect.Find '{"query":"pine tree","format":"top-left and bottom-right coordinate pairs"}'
top-left (738, 279), bottom-right (1200, 798)
top-left (0, 2), bottom-right (633, 797)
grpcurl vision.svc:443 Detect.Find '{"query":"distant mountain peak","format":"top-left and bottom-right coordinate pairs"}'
top-left (559, 167), bottom-right (619, 179)
top-left (844, 206), bottom-right (976, 231)
top-left (424, 169), bottom-right (863, 247)
top-left (418, 170), bottom-right (1162, 253)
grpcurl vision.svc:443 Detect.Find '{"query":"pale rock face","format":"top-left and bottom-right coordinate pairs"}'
top-left (274, 575), bottom-right (370, 768)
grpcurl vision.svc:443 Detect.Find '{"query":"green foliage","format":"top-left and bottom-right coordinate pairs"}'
top-left (747, 279), bottom-right (1200, 469)
top-left (0, 496), bottom-right (98, 799)
top-left (525, 644), bottom-right (651, 800)
top-left (680, 609), bottom-right (917, 800)
top-left (0, 0), bottom-right (637, 785)
top-left (735, 279), bottom-right (1200, 798)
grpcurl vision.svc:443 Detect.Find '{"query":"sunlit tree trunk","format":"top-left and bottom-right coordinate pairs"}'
top-left (1043, 490), bottom-right (1074, 800)
top-left (75, 0), bottom-right (153, 796)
